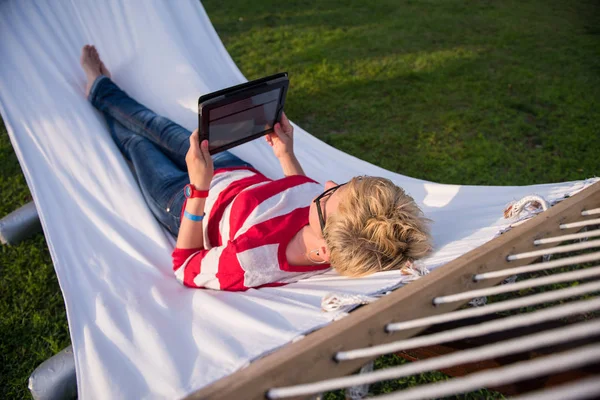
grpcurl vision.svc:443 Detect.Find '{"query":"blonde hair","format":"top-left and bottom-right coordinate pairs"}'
top-left (325, 176), bottom-right (432, 277)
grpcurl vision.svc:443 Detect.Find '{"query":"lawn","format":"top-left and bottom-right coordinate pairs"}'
top-left (1, 0), bottom-right (599, 398)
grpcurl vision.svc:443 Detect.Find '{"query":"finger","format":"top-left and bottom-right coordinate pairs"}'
top-left (274, 122), bottom-right (284, 137)
top-left (189, 130), bottom-right (200, 155)
top-left (275, 122), bottom-right (291, 140)
top-left (281, 112), bottom-right (292, 131)
top-left (200, 139), bottom-right (211, 160)
top-left (265, 134), bottom-right (273, 146)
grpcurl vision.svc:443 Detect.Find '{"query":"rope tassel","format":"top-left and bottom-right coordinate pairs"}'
top-left (321, 293), bottom-right (380, 312)
top-left (321, 261), bottom-right (429, 312)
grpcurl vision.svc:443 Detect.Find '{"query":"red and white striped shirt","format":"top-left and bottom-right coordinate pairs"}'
top-left (171, 167), bottom-right (330, 291)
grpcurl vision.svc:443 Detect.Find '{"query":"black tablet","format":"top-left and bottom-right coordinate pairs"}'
top-left (198, 73), bottom-right (289, 154)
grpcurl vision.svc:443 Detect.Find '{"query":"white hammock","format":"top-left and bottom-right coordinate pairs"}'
top-left (0, 0), bottom-right (596, 398)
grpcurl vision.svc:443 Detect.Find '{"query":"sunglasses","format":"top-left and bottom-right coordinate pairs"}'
top-left (314, 183), bottom-right (346, 234)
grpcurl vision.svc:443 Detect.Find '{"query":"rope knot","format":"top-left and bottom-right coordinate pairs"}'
top-left (504, 195), bottom-right (549, 219)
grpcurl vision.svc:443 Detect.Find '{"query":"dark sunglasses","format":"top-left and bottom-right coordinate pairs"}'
top-left (314, 183), bottom-right (347, 234)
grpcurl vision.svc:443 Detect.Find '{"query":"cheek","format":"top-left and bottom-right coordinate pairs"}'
top-left (308, 202), bottom-right (316, 226)
top-left (308, 202), bottom-right (319, 230)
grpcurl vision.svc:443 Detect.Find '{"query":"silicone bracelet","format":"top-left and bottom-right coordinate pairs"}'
top-left (184, 210), bottom-right (205, 222)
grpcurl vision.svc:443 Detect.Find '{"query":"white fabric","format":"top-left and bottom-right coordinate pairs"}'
top-left (0, 1), bottom-right (596, 398)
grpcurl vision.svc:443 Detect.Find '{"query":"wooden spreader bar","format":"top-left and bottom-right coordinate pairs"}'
top-left (186, 181), bottom-right (600, 400)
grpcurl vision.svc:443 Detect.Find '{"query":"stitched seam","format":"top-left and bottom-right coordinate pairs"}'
top-left (165, 189), bottom-right (183, 214)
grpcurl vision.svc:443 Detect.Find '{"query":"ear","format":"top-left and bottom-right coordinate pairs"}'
top-left (319, 242), bottom-right (330, 263)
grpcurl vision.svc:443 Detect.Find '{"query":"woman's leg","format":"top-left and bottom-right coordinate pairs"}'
top-left (88, 76), bottom-right (255, 171)
top-left (88, 76), bottom-right (190, 170)
top-left (107, 116), bottom-right (188, 236)
top-left (211, 150), bottom-right (255, 170)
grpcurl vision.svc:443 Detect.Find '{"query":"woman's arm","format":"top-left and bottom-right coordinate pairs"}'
top-left (265, 112), bottom-right (305, 176)
top-left (176, 129), bottom-right (214, 250)
top-left (176, 198), bottom-right (207, 249)
top-left (278, 153), bottom-right (305, 177)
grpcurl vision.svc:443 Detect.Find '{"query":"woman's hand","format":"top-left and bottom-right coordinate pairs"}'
top-left (185, 129), bottom-right (214, 190)
top-left (266, 112), bottom-right (306, 176)
top-left (266, 112), bottom-right (294, 160)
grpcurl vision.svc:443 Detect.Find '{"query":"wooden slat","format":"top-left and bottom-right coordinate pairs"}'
top-left (186, 181), bottom-right (600, 400)
top-left (397, 315), bottom-right (600, 396)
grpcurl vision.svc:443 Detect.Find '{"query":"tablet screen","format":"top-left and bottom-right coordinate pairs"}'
top-left (208, 88), bottom-right (281, 151)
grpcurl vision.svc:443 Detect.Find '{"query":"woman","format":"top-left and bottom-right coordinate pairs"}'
top-left (81, 45), bottom-right (432, 291)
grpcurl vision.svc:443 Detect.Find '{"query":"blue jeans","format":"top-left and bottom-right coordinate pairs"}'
top-left (88, 76), bottom-right (253, 236)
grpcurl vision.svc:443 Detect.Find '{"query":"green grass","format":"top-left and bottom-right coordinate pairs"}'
top-left (1, 124), bottom-right (72, 397)
top-left (1, 0), bottom-right (599, 398)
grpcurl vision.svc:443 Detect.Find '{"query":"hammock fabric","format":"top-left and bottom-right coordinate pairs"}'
top-left (0, 0), bottom-right (595, 398)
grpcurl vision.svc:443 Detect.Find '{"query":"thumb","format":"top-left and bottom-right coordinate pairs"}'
top-left (281, 112), bottom-right (290, 128)
top-left (190, 130), bottom-right (201, 154)
top-left (274, 122), bottom-right (283, 136)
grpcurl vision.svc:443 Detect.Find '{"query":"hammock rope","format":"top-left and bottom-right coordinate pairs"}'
top-left (506, 239), bottom-right (600, 261)
top-left (320, 260), bottom-right (429, 311)
top-left (267, 319), bottom-right (600, 399)
top-left (473, 251), bottom-right (600, 281)
top-left (560, 218), bottom-right (600, 229)
top-left (345, 361), bottom-right (374, 400)
top-left (503, 195), bottom-right (549, 219)
top-left (533, 227), bottom-right (600, 245)
top-left (581, 208), bottom-right (600, 216)
top-left (335, 297), bottom-right (600, 361)
top-left (511, 376), bottom-right (600, 400)
top-left (386, 279), bottom-right (600, 332)
top-left (266, 206), bottom-right (600, 399)
top-left (321, 293), bottom-right (380, 312)
top-left (373, 344), bottom-right (600, 400)
top-left (433, 265), bottom-right (600, 305)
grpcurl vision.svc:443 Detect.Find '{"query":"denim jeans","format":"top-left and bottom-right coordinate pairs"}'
top-left (88, 76), bottom-right (253, 236)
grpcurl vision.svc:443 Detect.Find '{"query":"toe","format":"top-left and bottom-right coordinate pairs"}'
top-left (80, 46), bottom-right (89, 64)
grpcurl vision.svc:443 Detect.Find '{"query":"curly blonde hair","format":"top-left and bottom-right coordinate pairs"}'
top-left (325, 176), bottom-right (432, 277)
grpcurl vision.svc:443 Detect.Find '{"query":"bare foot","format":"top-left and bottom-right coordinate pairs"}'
top-left (80, 45), bottom-right (111, 96)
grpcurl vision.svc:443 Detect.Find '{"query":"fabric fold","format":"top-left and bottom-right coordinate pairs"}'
top-left (0, 1), bottom-right (596, 398)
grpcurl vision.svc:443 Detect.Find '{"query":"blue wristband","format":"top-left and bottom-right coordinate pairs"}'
top-left (184, 210), bottom-right (205, 222)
